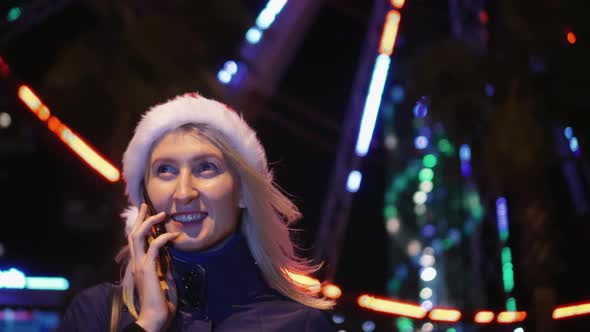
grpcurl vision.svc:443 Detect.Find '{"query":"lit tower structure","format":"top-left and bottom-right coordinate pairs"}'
top-left (314, 0), bottom-right (404, 281)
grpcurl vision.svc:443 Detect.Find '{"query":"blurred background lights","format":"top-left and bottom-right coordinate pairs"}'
top-left (407, 240), bottom-right (422, 256)
top-left (422, 224), bottom-right (436, 238)
top-left (332, 313), bottom-right (345, 324)
top-left (0, 112), bottom-right (11, 128)
top-left (385, 134), bottom-right (398, 150)
top-left (414, 204), bottom-right (426, 216)
top-left (396, 317), bottom-right (414, 332)
top-left (421, 322), bottom-right (434, 332)
top-left (514, 328), bottom-right (524, 332)
top-left (322, 284), bottom-right (342, 299)
top-left (485, 83), bottom-right (495, 97)
top-left (418, 126), bottom-right (432, 138)
top-left (569, 137), bottom-right (579, 153)
top-left (421, 300), bottom-right (433, 311)
top-left (0, 268), bottom-right (26, 289)
top-left (437, 139), bottom-right (453, 155)
top-left (7, 7), bottom-right (22, 22)
top-left (223, 60), bottom-right (238, 75)
top-left (346, 170), bottom-right (362, 193)
top-left (423, 154), bottom-right (437, 168)
top-left (423, 247), bottom-right (434, 255)
top-left (419, 287), bottom-right (433, 300)
top-left (413, 191), bottom-right (427, 205)
top-left (420, 267), bottom-right (437, 281)
top-left (419, 168), bottom-right (434, 182)
top-left (419, 253), bottom-right (435, 267)
top-left (420, 181), bottom-right (433, 193)
top-left (386, 217), bottom-right (400, 234)
top-left (564, 126), bottom-right (573, 139)
top-left (217, 70), bottom-right (232, 84)
top-left (390, 84), bottom-right (405, 103)
top-left (414, 136), bottom-right (429, 149)
top-left (361, 320), bottom-right (376, 332)
top-left (566, 31), bottom-right (576, 45)
top-left (413, 97), bottom-right (429, 118)
top-left (390, 0), bottom-right (406, 9)
top-left (256, 9), bottom-right (277, 29)
top-left (459, 144), bottom-right (471, 161)
top-left (246, 27), bottom-right (263, 44)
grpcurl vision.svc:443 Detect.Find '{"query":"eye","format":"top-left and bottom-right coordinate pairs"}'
top-left (156, 164), bottom-right (177, 175)
top-left (195, 161), bottom-right (219, 175)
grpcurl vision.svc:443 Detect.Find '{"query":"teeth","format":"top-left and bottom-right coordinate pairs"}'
top-left (172, 213), bottom-right (206, 223)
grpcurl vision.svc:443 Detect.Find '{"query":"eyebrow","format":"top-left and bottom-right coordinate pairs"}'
top-left (150, 153), bottom-right (223, 166)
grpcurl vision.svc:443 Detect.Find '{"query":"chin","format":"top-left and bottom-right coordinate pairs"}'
top-left (172, 233), bottom-right (212, 252)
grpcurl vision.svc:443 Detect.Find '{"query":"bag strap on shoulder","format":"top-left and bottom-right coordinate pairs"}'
top-left (110, 284), bottom-right (123, 332)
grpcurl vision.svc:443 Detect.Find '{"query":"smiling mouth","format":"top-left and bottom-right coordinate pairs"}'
top-left (170, 212), bottom-right (208, 223)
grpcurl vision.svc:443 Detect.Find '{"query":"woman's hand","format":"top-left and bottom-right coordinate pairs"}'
top-left (128, 203), bottom-right (179, 332)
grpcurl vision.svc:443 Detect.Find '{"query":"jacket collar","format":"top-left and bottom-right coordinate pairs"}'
top-left (168, 233), bottom-right (274, 322)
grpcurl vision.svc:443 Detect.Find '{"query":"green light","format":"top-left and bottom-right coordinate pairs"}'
top-left (438, 138), bottom-right (454, 155)
top-left (443, 238), bottom-right (453, 250)
top-left (502, 263), bottom-right (514, 292)
top-left (423, 154), bottom-right (438, 168)
top-left (472, 204), bottom-right (484, 220)
top-left (387, 278), bottom-right (401, 293)
top-left (500, 229), bottom-right (509, 242)
top-left (385, 191), bottom-right (397, 204)
top-left (395, 317), bottom-right (413, 332)
top-left (446, 328), bottom-right (457, 332)
top-left (393, 177), bottom-right (407, 191)
top-left (7, 7), bottom-right (22, 22)
top-left (384, 205), bottom-right (398, 219)
top-left (418, 168), bottom-right (434, 182)
top-left (501, 247), bottom-right (512, 265)
top-left (506, 297), bottom-right (517, 311)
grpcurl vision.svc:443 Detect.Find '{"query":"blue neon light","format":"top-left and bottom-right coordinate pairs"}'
top-left (0, 268), bottom-right (69, 290)
top-left (569, 137), bottom-right (579, 153)
top-left (256, 0), bottom-right (287, 30)
top-left (496, 197), bottom-right (509, 242)
top-left (355, 54), bottom-right (391, 157)
top-left (414, 136), bottom-right (428, 150)
top-left (217, 70), bottom-right (232, 84)
top-left (461, 162), bottom-right (471, 177)
top-left (246, 27), bottom-right (263, 44)
top-left (564, 126), bottom-right (573, 139)
top-left (413, 99), bottom-right (428, 118)
top-left (224, 61), bottom-right (238, 75)
top-left (346, 170), bottom-right (363, 193)
top-left (0, 268), bottom-right (25, 289)
top-left (459, 144), bottom-right (471, 162)
top-left (26, 277), bottom-right (70, 291)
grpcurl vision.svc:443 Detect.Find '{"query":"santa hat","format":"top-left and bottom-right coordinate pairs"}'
top-left (121, 92), bottom-right (267, 234)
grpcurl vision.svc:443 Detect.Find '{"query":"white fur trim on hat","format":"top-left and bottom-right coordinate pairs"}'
top-left (122, 92), bottom-right (267, 217)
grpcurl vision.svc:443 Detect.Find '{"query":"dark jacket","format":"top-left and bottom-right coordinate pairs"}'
top-left (58, 234), bottom-right (334, 331)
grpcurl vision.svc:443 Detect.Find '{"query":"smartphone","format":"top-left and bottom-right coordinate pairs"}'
top-left (142, 190), bottom-right (171, 275)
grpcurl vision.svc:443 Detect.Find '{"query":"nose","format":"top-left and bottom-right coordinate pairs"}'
top-left (173, 169), bottom-right (199, 204)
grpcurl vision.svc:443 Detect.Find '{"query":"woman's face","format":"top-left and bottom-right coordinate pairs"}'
top-left (146, 130), bottom-right (241, 251)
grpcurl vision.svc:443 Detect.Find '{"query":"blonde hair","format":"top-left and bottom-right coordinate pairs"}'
top-left (117, 124), bottom-right (334, 318)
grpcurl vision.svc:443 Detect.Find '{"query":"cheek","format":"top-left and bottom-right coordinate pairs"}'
top-left (146, 181), bottom-right (174, 211)
top-left (202, 176), bottom-right (239, 205)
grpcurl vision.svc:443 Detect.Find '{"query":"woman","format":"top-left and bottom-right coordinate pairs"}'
top-left (59, 93), bottom-right (334, 331)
